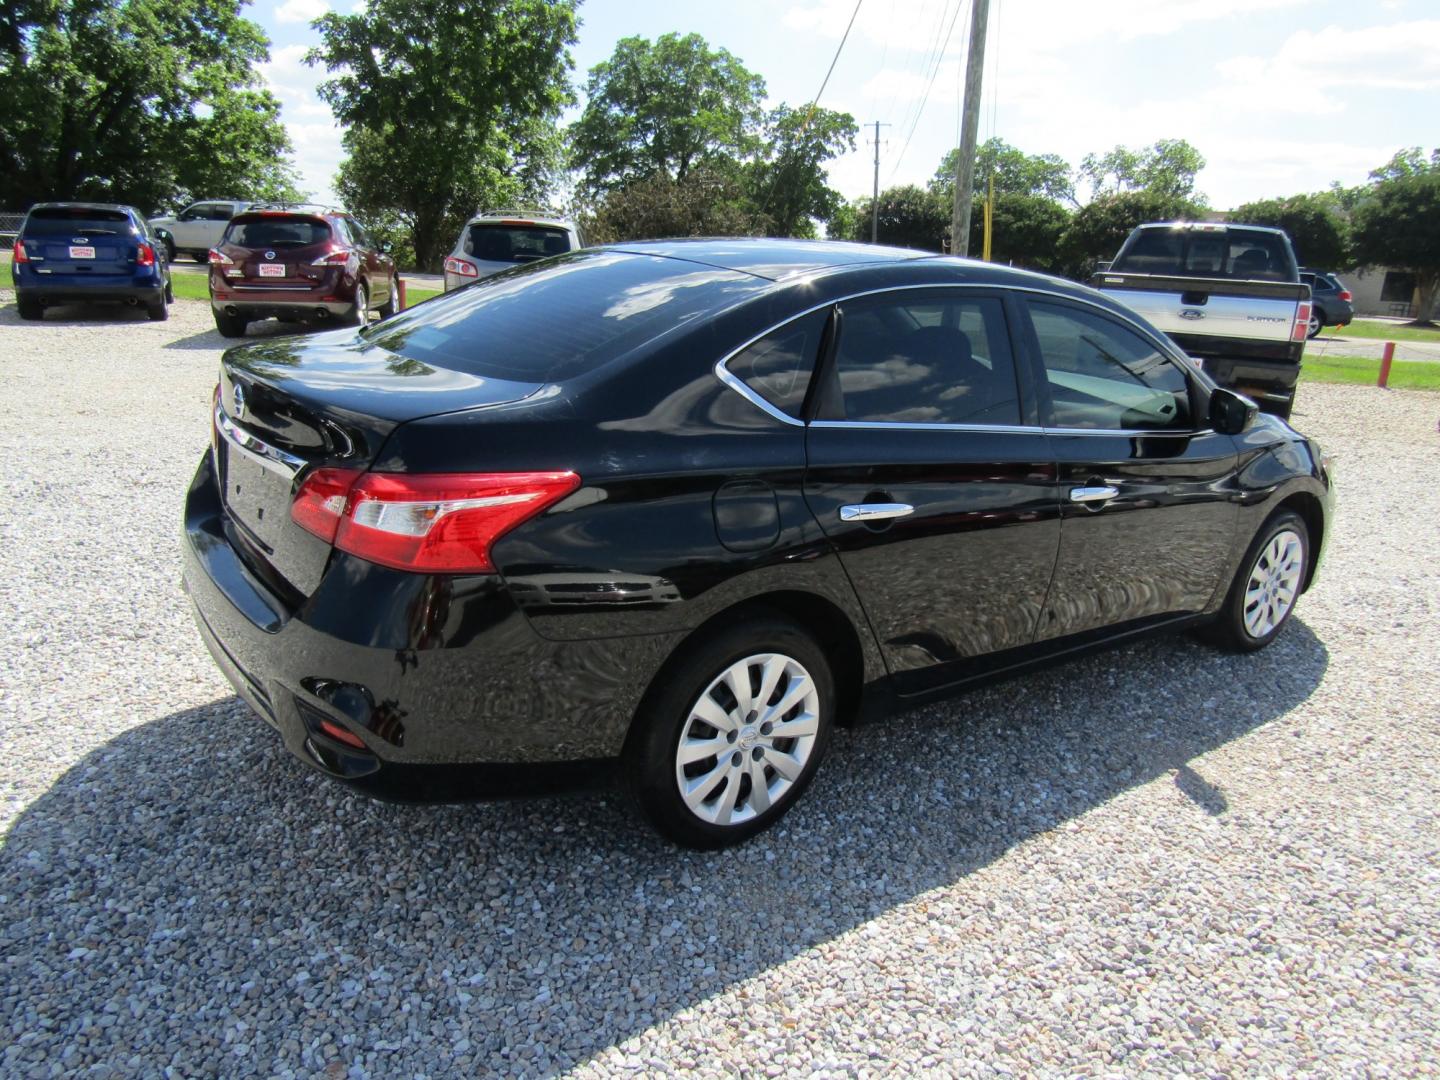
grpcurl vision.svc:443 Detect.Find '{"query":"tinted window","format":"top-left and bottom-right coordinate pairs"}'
top-left (225, 216), bottom-right (332, 248)
top-left (1029, 302), bottom-right (1192, 431)
top-left (23, 208), bottom-right (131, 236)
top-left (1113, 228), bottom-right (1295, 282)
top-left (466, 224), bottom-right (570, 264)
top-left (831, 294), bottom-right (1021, 425)
top-left (204, 203), bottom-right (236, 221)
top-left (358, 251), bottom-right (765, 382)
top-left (728, 310), bottom-right (827, 417)
top-left (347, 219), bottom-right (374, 249)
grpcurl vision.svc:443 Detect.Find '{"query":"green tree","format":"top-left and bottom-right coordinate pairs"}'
top-left (309, 0), bottom-right (577, 271)
top-left (0, 0), bottom-right (299, 210)
top-left (1353, 159), bottom-right (1440, 326)
top-left (1369, 146), bottom-right (1440, 182)
top-left (570, 33), bottom-right (766, 196)
top-left (1079, 139), bottom-right (1207, 203)
top-left (582, 164), bottom-right (767, 244)
top-left (974, 192), bottom-right (1072, 271)
top-left (1058, 190), bottom-right (1204, 279)
top-left (1230, 193), bottom-right (1350, 268)
top-left (841, 185), bottom-right (949, 251)
top-left (931, 138), bottom-right (1074, 205)
top-left (747, 104), bottom-right (857, 238)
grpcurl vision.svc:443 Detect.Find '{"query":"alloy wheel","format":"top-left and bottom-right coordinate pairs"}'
top-left (1307, 312), bottom-right (1321, 338)
top-left (1243, 528), bottom-right (1304, 638)
top-left (673, 652), bottom-right (820, 827)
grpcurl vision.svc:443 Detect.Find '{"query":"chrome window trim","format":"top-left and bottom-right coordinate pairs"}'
top-left (712, 280), bottom-right (1205, 436)
top-left (215, 402), bottom-right (305, 478)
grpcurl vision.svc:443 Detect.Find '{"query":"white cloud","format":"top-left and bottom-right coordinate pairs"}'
top-left (274, 0), bottom-right (330, 25)
top-left (258, 43), bottom-right (342, 201)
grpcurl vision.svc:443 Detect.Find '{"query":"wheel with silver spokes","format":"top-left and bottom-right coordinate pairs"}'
top-left (627, 616), bottom-right (834, 848)
top-left (1204, 510), bottom-right (1310, 652)
top-left (1306, 311), bottom-right (1322, 338)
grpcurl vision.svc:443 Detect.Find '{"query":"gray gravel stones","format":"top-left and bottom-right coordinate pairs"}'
top-left (1, 296), bottom-right (1438, 1077)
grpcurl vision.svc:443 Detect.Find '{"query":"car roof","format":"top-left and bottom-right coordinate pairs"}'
top-left (601, 237), bottom-right (938, 281)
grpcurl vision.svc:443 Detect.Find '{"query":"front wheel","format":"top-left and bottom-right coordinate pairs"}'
top-left (159, 234), bottom-right (176, 263)
top-left (625, 615), bottom-right (834, 848)
top-left (1203, 510), bottom-right (1310, 652)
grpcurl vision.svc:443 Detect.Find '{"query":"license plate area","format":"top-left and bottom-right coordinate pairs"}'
top-left (220, 442), bottom-right (294, 553)
top-left (69, 246), bottom-right (95, 259)
top-left (258, 263), bottom-right (286, 278)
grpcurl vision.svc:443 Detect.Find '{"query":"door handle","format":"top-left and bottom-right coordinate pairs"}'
top-left (839, 503), bottom-right (914, 522)
top-left (1069, 485), bottom-right (1119, 504)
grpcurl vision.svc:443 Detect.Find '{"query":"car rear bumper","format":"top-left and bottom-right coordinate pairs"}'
top-left (210, 297), bottom-right (356, 319)
top-left (181, 451), bottom-right (673, 796)
top-left (1317, 299), bottom-right (1354, 326)
top-left (15, 278), bottom-right (164, 304)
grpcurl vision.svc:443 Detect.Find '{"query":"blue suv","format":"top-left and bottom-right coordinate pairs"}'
top-left (11, 202), bottom-right (173, 321)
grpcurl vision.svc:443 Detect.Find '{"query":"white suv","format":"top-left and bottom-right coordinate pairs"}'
top-left (442, 212), bottom-right (582, 291)
top-left (148, 200), bottom-right (252, 262)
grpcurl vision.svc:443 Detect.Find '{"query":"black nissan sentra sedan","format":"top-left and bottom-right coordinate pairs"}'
top-left (183, 238), bottom-right (1333, 848)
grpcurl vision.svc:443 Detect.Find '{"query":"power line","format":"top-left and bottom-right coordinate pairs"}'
top-left (888, 0), bottom-right (969, 182)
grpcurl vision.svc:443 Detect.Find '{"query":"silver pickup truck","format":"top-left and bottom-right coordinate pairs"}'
top-left (1094, 222), bottom-right (1311, 419)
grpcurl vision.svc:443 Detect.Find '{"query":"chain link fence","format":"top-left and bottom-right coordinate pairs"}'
top-left (0, 212), bottom-right (23, 248)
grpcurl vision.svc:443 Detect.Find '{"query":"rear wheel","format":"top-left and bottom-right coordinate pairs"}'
top-left (146, 295), bottom-right (168, 321)
top-left (1306, 310), bottom-right (1323, 338)
top-left (376, 275), bottom-right (398, 319)
top-left (16, 294), bottom-right (43, 321)
top-left (214, 310), bottom-right (248, 338)
top-left (625, 615), bottom-right (834, 848)
top-left (343, 283), bottom-right (368, 327)
top-left (1202, 509), bottom-right (1309, 652)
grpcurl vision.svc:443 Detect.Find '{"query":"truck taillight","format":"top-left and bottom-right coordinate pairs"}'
top-left (444, 257), bottom-right (479, 278)
top-left (291, 470), bottom-right (581, 573)
top-left (1292, 302), bottom-right (1311, 342)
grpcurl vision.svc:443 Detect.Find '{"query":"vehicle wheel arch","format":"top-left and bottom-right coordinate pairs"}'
top-left (1275, 491), bottom-right (1325, 591)
top-left (623, 589), bottom-right (868, 759)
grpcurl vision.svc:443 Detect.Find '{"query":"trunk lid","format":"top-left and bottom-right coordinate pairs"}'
top-left (216, 329), bottom-right (544, 596)
top-left (25, 209), bottom-right (136, 276)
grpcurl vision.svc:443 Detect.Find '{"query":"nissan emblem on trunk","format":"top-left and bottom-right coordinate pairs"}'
top-left (265, 250), bottom-right (276, 260)
top-left (233, 383), bottom-right (247, 420)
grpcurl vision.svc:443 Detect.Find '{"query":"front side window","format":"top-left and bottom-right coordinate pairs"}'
top-left (829, 293), bottom-right (1022, 425)
top-left (1028, 302), bottom-right (1192, 431)
top-left (727, 310), bottom-right (827, 417)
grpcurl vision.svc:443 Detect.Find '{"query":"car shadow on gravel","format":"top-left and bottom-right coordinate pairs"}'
top-left (0, 622), bottom-right (1327, 1076)
top-left (161, 320), bottom-right (314, 350)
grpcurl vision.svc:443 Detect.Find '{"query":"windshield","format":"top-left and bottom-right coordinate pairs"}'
top-left (1113, 228), bottom-right (1296, 282)
top-left (360, 250), bottom-right (766, 382)
top-left (465, 223), bottom-right (571, 264)
top-left (225, 217), bottom-right (331, 248)
top-left (24, 208), bottom-right (131, 237)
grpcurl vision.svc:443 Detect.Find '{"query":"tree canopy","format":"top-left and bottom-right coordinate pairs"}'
top-left (1230, 193), bottom-right (1350, 269)
top-left (1079, 139), bottom-right (1207, 203)
top-left (0, 0), bottom-right (299, 211)
top-left (839, 186), bottom-right (949, 251)
top-left (747, 105), bottom-right (858, 238)
top-left (570, 33), bottom-right (766, 197)
top-left (1353, 151), bottom-right (1440, 325)
top-left (309, 0), bottom-right (577, 270)
top-left (1058, 190), bottom-right (1205, 277)
top-left (931, 138), bottom-right (1075, 205)
top-left (583, 164), bottom-right (767, 244)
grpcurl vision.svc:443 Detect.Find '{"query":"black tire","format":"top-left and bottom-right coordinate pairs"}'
top-left (160, 234), bottom-right (176, 263)
top-left (376, 275), bottom-right (398, 319)
top-left (343, 283), bottom-right (368, 327)
top-left (16, 294), bottom-right (43, 321)
top-left (164, 277), bottom-right (174, 304)
top-left (1306, 310), bottom-right (1323, 339)
top-left (624, 614), bottom-right (835, 849)
top-left (214, 311), bottom-right (248, 338)
top-left (146, 296), bottom-right (169, 321)
top-left (1202, 509), bottom-right (1309, 653)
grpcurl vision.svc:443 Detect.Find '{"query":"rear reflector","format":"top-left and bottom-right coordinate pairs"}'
top-left (318, 719), bottom-right (368, 750)
top-left (13, 240), bottom-right (28, 263)
top-left (1292, 302), bottom-right (1312, 342)
top-left (291, 470), bottom-right (581, 573)
top-left (444, 256), bottom-right (479, 278)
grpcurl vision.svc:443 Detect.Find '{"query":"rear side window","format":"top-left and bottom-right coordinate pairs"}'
top-left (829, 293), bottom-right (1021, 426)
top-left (1028, 302), bottom-right (1192, 431)
top-left (465, 224), bottom-right (571, 264)
top-left (24, 208), bottom-right (132, 236)
top-left (727, 310), bottom-right (828, 417)
top-left (225, 216), bottom-right (331, 248)
top-left (358, 250), bottom-right (766, 382)
top-left (1114, 228), bottom-right (1295, 282)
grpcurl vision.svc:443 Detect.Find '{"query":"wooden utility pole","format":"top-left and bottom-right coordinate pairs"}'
top-left (951, 0), bottom-right (990, 257)
top-left (869, 120), bottom-right (889, 243)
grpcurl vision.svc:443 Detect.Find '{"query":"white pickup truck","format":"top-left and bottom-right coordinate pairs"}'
top-left (1094, 222), bottom-right (1311, 419)
top-left (148, 200), bottom-right (252, 263)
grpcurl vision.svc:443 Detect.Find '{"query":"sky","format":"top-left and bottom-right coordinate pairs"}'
top-left (256, 0), bottom-right (1440, 212)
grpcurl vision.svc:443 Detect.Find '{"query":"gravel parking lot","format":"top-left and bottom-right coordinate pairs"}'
top-left (2, 296), bottom-right (1438, 1078)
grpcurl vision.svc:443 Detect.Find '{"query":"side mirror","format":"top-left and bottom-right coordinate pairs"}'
top-left (379, 241), bottom-right (393, 254)
top-left (1209, 387), bottom-right (1258, 435)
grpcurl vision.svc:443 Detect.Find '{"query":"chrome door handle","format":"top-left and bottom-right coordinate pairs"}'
top-left (839, 503), bottom-right (914, 522)
top-left (1069, 485), bottom-right (1119, 504)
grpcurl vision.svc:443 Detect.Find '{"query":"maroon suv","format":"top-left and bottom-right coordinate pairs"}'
top-left (208, 206), bottom-right (398, 338)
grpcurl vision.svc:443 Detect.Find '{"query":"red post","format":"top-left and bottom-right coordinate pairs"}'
top-left (396, 278), bottom-right (407, 312)
top-left (1378, 341), bottom-right (1395, 388)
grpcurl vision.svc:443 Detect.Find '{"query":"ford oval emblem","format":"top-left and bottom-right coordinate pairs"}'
top-left (232, 383), bottom-right (247, 420)
top-left (1179, 308), bottom-right (1206, 320)
top-left (72, 236), bottom-right (88, 244)
top-left (264, 250), bottom-right (276, 261)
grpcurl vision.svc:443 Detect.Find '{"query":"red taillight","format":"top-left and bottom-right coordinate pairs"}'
top-left (311, 248), bottom-right (357, 269)
top-left (290, 470), bottom-right (581, 573)
top-left (444, 256), bottom-right (479, 278)
top-left (1339, 290), bottom-right (1352, 302)
top-left (209, 248), bottom-right (234, 266)
top-left (13, 239), bottom-right (28, 263)
top-left (136, 242), bottom-right (155, 267)
top-left (1292, 302), bottom-right (1311, 342)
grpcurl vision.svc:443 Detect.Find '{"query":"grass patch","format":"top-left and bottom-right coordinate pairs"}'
top-left (1332, 319), bottom-right (1440, 344)
top-left (1301, 354), bottom-right (1440, 390)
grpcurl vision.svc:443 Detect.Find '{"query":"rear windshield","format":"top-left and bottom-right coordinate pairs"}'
top-left (465, 223), bottom-right (571, 264)
top-left (1112, 228), bottom-right (1296, 282)
top-left (359, 250), bottom-right (766, 382)
top-left (225, 216), bottom-right (331, 248)
top-left (24, 208), bottom-right (131, 236)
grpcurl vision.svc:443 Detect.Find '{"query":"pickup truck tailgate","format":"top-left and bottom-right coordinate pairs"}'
top-left (1094, 273), bottom-right (1308, 346)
